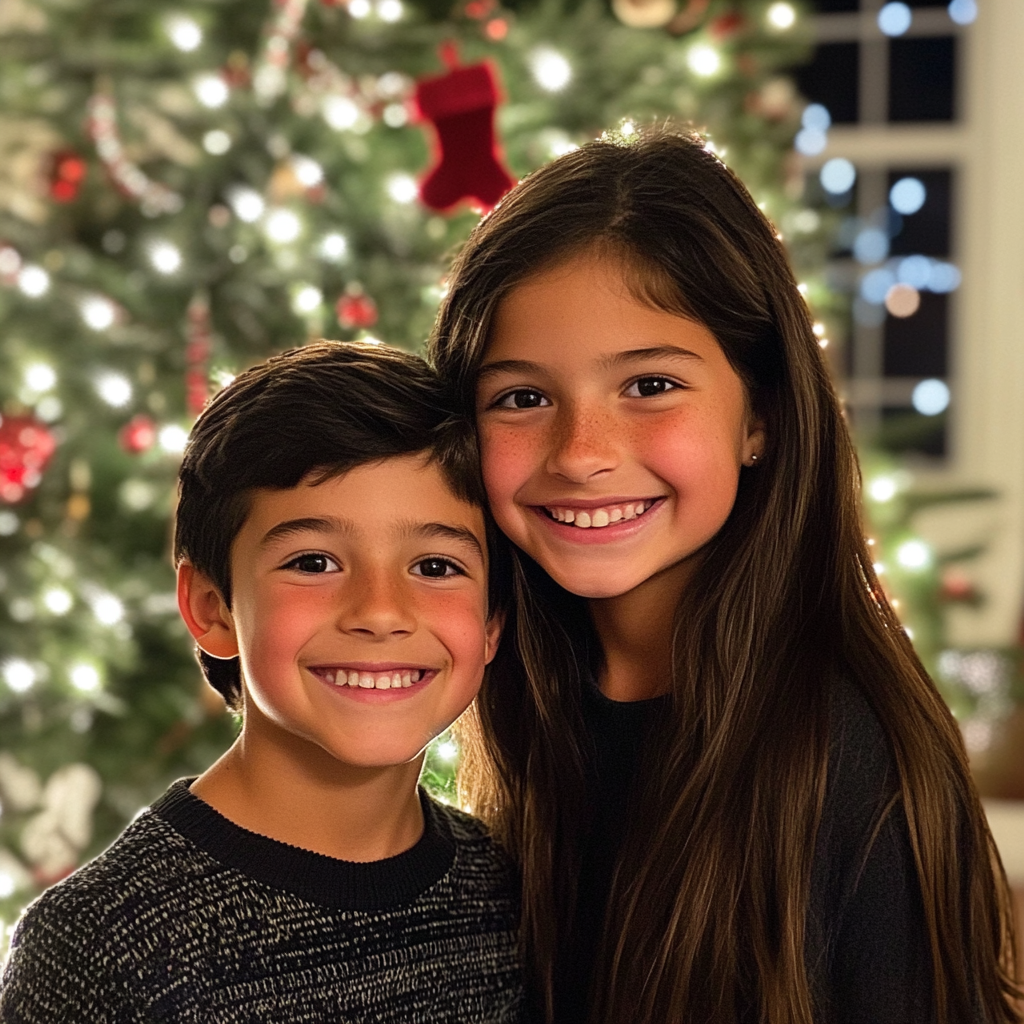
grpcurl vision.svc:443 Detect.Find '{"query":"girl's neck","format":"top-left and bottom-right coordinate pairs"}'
top-left (589, 559), bottom-right (693, 702)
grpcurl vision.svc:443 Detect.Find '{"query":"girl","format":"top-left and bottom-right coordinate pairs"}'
top-left (429, 128), bottom-right (1020, 1024)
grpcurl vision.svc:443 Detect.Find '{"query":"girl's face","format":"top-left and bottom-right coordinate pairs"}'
top-left (476, 253), bottom-right (764, 601)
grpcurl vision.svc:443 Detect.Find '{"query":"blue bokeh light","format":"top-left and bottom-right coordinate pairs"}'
top-left (853, 228), bottom-right (889, 265)
top-left (861, 268), bottom-right (896, 304)
top-left (928, 262), bottom-right (962, 293)
top-left (948, 0), bottom-right (977, 25)
top-left (897, 255), bottom-right (932, 289)
top-left (889, 177), bottom-right (927, 215)
top-left (820, 158), bottom-right (856, 195)
top-left (878, 1), bottom-right (912, 35)
top-left (912, 379), bottom-right (950, 416)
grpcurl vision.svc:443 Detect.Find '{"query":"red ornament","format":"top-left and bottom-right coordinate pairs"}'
top-left (118, 415), bottom-right (157, 454)
top-left (709, 11), bottom-right (746, 39)
top-left (415, 51), bottom-right (514, 214)
top-left (0, 414), bottom-right (57, 504)
top-left (335, 291), bottom-right (378, 330)
top-left (49, 150), bottom-right (87, 203)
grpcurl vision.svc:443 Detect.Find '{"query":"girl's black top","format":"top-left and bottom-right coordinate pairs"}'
top-left (556, 676), bottom-right (933, 1023)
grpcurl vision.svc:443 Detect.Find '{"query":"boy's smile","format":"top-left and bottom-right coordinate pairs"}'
top-left (189, 454), bottom-right (498, 771)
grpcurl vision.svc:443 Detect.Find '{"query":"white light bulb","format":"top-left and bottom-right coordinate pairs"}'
top-left (96, 372), bottom-right (133, 408)
top-left (24, 363), bottom-right (56, 392)
top-left (166, 15), bottom-right (202, 52)
top-left (17, 265), bottom-right (50, 298)
top-left (349, 0), bottom-right (371, 16)
top-left (193, 73), bottom-right (229, 109)
top-left (149, 241), bottom-right (182, 275)
top-left (228, 187), bottom-right (265, 223)
top-left (317, 234), bottom-right (347, 264)
top-left (386, 174), bottom-right (419, 204)
top-left (869, 477), bottom-right (898, 502)
top-left (377, 0), bottom-right (403, 21)
top-left (530, 48), bottom-right (572, 92)
top-left (264, 208), bottom-right (302, 243)
top-left (323, 96), bottom-right (360, 130)
top-left (92, 593), bottom-right (125, 626)
top-left (687, 44), bottom-right (721, 77)
top-left (203, 130), bottom-right (231, 155)
top-left (43, 587), bottom-right (73, 615)
top-left (2, 659), bottom-right (35, 693)
top-left (766, 2), bottom-right (796, 29)
top-left (70, 663), bottom-right (101, 692)
top-left (291, 155), bottom-right (324, 188)
top-left (292, 286), bottom-right (323, 314)
top-left (896, 539), bottom-right (931, 570)
top-left (81, 296), bottom-right (116, 331)
top-left (159, 424), bottom-right (189, 453)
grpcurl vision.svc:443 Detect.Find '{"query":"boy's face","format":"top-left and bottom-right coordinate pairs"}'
top-left (211, 455), bottom-right (499, 770)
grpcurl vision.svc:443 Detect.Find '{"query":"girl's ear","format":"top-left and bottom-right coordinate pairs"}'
top-left (744, 414), bottom-right (767, 466)
top-left (483, 611), bottom-right (505, 666)
top-left (176, 563), bottom-right (239, 659)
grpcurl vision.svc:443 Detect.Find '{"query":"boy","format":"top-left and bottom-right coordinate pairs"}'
top-left (0, 342), bottom-right (522, 1023)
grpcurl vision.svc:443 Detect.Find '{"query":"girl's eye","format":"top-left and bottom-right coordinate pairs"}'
top-left (494, 388), bottom-right (550, 410)
top-left (412, 557), bottom-right (463, 579)
top-left (625, 376), bottom-right (680, 398)
top-left (283, 553), bottom-right (340, 574)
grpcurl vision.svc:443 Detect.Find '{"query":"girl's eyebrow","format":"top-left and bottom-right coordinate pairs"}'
top-left (478, 346), bottom-right (704, 384)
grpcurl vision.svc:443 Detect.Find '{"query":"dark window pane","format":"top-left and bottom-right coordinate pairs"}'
top-left (903, 0), bottom-right (947, 7)
top-left (888, 168), bottom-right (952, 256)
top-left (889, 37), bottom-right (957, 122)
top-left (794, 42), bottom-right (859, 124)
top-left (883, 292), bottom-right (949, 377)
top-left (810, 0), bottom-right (858, 11)
top-left (877, 409), bottom-right (947, 457)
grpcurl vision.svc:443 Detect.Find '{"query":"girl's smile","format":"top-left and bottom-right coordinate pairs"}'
top-left (476, 252), bottom-right (764, 602)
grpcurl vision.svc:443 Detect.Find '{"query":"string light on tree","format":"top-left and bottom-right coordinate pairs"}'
top-left (687, 43), bottom-right (721, 77)
top-left (2, 659), bottom-right (35, 694)
top-left (165, 14), bottom-right (203, 51)
top-left (193, 74), bottom-right (229, 109)
top-left (17, 266), bottom-right (50, 298)
top-left (530, 47), bottom-right (572, 91)
top-left (148, 241), bottom-right (182, 275)
top-left (95, 373), bottom-right (133, 408)
top-left (766, 2), bottom-right (796, 30)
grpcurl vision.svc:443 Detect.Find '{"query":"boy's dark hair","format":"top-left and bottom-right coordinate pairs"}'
top-left (174, 340), bottom-right (500, 711)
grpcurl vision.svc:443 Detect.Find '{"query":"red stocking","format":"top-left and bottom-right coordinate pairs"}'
top-left (415, 62), bottom-right (514, 213)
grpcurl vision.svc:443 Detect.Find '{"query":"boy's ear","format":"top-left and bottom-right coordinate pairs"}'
top-left (483, 611), bottom-right (505, 666)
top-left (176, 563), bottom-right (239, 660)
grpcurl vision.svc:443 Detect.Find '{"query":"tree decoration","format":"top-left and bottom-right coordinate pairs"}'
top-left (335, 285), bottom-right (378, 329)
top-left (252, 0), bottom-right (310, 102)
top-left (48, 150), bottom-right (87, 203)
top-left (665, 0), bottom-right (711, 35)
top-left (118, 415), bottom-right (157, 454)
top-left (0, 414), bottom-right (57, 504)
top-left (87, 93), bottom-right (183, 217)
top-left (612, 0), bottom-right (678, 29)
top-left (415, 48), bottom-right (514, 213)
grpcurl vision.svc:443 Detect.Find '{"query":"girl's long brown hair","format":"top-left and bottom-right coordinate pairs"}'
top-left (429, 128), bottom-right (1020, 1024)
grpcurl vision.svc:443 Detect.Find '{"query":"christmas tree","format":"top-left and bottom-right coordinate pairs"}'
top-left (0, 0), bottom-right (810, 926)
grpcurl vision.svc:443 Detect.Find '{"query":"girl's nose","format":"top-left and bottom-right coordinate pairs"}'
top-left (336, 572), bottom-right (416, 639)
top-left (544, 401), bottom-right (619, 483)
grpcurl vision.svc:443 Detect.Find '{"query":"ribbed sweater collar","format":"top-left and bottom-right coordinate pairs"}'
top-left (151, 779), bottom-right (455, 912)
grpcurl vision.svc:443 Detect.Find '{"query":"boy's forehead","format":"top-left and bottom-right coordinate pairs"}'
top-left (240, 454), bottom-right (485, 545)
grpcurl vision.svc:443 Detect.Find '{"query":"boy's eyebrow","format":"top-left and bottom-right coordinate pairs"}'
top-left (260, 516), bottom-right (349, 546)
top-left (403, 521), bottom-right (484, 559)
top-left (477, 346), bottom-right (703, 385)
top-left (259, 516), bottom-right (483, 558)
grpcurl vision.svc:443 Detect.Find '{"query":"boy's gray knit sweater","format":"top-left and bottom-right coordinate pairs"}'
top-left (0, 781), bottom-right (524, 1024)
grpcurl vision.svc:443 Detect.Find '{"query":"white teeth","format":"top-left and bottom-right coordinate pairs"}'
top-left (375, 675), bottom-right (390, 689)
top-left (392, 672), bottom-right (402, 689)
top-left (402, 671), bottom-right (412, 687)
top-left (348, 670), bottom-right (360, 686)
top-left (358, 673), bottom-right (375, 688)
top-left (548, 500), bottom-right (652, 528)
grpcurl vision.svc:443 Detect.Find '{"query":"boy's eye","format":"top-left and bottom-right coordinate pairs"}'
top-left (625, 376), bottom-right (680, 398)
top-left (412, 557), bottom-right (463, 579)
top-left (283, 553), bottom-right (340, 574)
top-left (494, 388), bottom-right (550, 409)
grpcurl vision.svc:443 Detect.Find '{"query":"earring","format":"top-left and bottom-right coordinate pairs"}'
top-left (749, 453), bottom-right (759, 464)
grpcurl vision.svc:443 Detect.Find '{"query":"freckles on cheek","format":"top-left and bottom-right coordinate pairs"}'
top-left (480, 430), bottom-right (534, 504)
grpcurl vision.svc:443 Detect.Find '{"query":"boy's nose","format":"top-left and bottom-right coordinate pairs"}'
top-left (544, 401), bottom-right (619, 483)
top-left (336, 573), bottom-right (416, 639)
